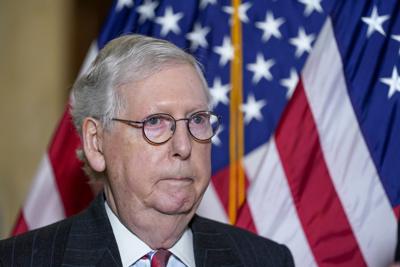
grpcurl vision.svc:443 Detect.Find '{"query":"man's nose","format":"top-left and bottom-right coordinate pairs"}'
top-left (170, 121), bottom-right (192, 160)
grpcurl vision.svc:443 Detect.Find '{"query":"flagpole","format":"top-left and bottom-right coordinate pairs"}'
top-left (229, 0), bottom-right (245, 225)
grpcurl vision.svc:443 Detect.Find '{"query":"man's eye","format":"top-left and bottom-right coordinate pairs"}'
top-left (146, 116), bottom-right (162, 126)
top-left (192, 114), bottom-right (208, 125)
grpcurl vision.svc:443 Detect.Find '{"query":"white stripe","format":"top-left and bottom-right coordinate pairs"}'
top-left (78, 40), bottom-right (99, 77)
top-left (23, 154), bottom-right (65, 230)
top-left (197, 182), bottom-right (229, 224)
top-left (302, 18), bottom-right (397, 267)
top-left (71, 41), bottom-right (99, 104)
top-left (244, 141), bottom-right (318, 267)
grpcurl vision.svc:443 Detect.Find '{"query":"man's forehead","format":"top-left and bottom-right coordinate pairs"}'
top-left (123, 94), bottom-right (209, 117)
top-left (118, 64), bottom-right (209, 115)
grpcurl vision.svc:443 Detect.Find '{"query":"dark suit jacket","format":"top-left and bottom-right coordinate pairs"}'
top-left (0, 194), bottom-right (294, 266)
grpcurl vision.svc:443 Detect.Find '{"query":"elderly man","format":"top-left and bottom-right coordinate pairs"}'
top-left (0, 35), bottom-right (294, 266)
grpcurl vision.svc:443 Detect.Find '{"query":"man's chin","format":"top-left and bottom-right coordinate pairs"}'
top-left (154, 199), bottom-right (197, 216)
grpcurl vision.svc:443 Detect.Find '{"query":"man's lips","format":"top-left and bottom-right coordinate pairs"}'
top-left (160, 173), bottom-right (193, 179)
top-left (159, 177), bottom-right (194, 185)
top-left (161, 177), bottom-right (193, 181)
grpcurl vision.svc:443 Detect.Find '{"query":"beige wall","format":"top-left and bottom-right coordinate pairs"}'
top-left (0, 1), bottom-right (70, 238)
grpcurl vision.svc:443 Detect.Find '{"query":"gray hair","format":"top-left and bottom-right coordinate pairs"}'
top-left (70, 34), bottom-right (210, 180)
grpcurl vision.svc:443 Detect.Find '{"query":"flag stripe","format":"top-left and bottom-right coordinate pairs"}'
top-left (23, 155), bottom-right (65, 229)
top-left (206, 167), bottom-right (258, 232)
top-left (11, 212), bottom-right (28, 236)
top-left (276, 78), bottom-right (367, 266)
top-left (245, 141), bottom-right (317, 267)
top-left (210, 167), bottom-right (230, 213)
top-left (395, 206), bottom-right (400, 219)
top-left (302, 18), bottom-right (398, 267)
top-left (197, 183), bottom-right (229, 224)
top-left (235, 201), bottom-right (257, 234)
top-left (48, 107), bottom-right (93, 217)
top-left (77, 41), bottom-right (99, 78)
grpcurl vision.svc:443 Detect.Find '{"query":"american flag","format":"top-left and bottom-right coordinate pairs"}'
top-left (12, 0), bottom-right (400, 266)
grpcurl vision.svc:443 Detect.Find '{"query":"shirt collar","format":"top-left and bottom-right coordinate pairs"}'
top-left (169, 228), bottom-right (195, 267)
top-left (105, 201), bottom-right (151, 267)
top-left (105, 201), bottom-right (195, 267)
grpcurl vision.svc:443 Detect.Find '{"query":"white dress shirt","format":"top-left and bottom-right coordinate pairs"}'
top-left (105, 201), bottom-right (196, 267)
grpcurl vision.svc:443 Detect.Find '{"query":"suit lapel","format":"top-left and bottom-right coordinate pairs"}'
top-left (191, 216), bottom-right (243, 267)
top-left (62, 194), bottom-right (122, 267)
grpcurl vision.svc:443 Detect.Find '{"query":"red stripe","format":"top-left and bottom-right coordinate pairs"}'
top-left (211, 167), bottom-right (257, 233)
top-left (235, 202), bottom-right (257, 234)
top-left (211, 167), bottom-right (230, 212)
top-left (10, 211), bottom-right (28, 236)
top-left (394, 205), bottom-right (400, 220)
top-left (275, 81), bottom-right (367, 266)
top-left (48, 105), bottom-right (94, 217)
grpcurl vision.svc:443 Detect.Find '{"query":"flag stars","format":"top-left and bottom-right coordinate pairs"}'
top-left (241, 94), bottom-right (267, 124)
top-left (223, 2), bottom-right (252, 24)
top-left (280, 68), bottom-right (299, 99)
top-left (186, 23), bottom-right (210, 51)
top-left (209, 77), bottom-right (230, 107)
top-left (212, 124), bottom-right (224, 146)
top-left (392, 35), bottom-right (400, 55)
top-left (136, 0), bottom-right (158, 24)
top-left (289, 27), bottom-right (315, 58)
top-left (155, 6), bottom-right (184, 36)
top-left (255, 11), bottom-right (285, 42)
top-left (380, 67), bottom-right (400, 98)
top-left (213, 36), bottom-right (234, 67)
top-left (246, 53), bottom-right (275, 84)
top-left (361, 6), bottom-right (390, 38)
top-left (200, 0), bottom-right (216, 9)
top-left (115, 0), bottom-right (134, 12)
top-left (298, 0), bottom-right (323, 16)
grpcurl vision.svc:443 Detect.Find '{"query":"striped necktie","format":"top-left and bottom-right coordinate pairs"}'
top-left (151, 249), bottom-right (171, 267)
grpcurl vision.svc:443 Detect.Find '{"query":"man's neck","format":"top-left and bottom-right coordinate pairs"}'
top-left (104, 187), bottom-right (194, 249)
top-left (125, 209), bottom-right (193, 249)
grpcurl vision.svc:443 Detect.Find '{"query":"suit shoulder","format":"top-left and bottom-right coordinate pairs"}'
top-left (193, 215), bottom-right (274, 243)
top-left (0, 217), bottom-right (73, 265)
top-left (192, 216), bottom-right (295, 266)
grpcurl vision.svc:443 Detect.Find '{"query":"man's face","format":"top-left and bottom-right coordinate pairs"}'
top-left (102, 64), bottom-right (211, 221)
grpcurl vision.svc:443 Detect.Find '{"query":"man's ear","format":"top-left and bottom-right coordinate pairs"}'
top-left (82, 117), bottom-right (106, 172)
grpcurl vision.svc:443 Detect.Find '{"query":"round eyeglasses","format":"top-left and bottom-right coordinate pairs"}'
top-left (112, 111), bottom-right (221, 145)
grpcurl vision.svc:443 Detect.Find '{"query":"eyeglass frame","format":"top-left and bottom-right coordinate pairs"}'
top-left (111, 110), bottom-right (221, 145)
